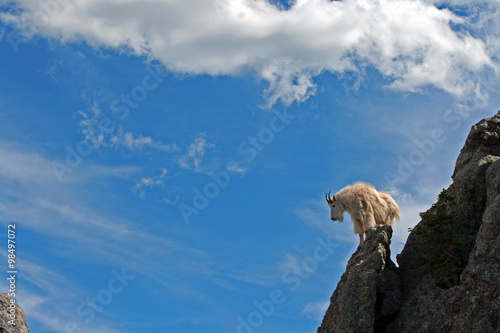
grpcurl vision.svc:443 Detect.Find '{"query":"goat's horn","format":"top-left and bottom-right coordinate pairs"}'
top-left (326, 191), bottom-right (332, 203)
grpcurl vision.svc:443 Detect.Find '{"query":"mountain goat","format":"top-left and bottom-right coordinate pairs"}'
top-left (326, 182), bottom-right (400, 247)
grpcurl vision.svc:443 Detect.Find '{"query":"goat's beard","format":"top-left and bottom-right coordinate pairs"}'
top-left (337, 214), bottom-right (344, 222)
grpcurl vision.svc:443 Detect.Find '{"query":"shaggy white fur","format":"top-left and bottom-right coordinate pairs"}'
top-left (326, 182), bottom-right (400, 246)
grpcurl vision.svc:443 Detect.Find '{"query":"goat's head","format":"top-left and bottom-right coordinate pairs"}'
top-left (326, 191), bottom-right (343, 222)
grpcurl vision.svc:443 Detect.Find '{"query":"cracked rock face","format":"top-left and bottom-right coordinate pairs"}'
top-left (392, 111), bottom-right (500, 333)
top-left (0, 294), bottom-right (29, 333)
top-left (317, 111), bottom-right (500, 333)
top-left (317, 225), bottom-right (400, 333)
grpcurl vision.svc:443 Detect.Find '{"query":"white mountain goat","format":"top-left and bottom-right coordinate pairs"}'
top-left (326, 182), bottom-right (400, 247)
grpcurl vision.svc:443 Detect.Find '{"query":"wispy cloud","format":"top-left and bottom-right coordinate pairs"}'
top-left (0, 140), bottom-right (58, 184)
top-left (78, 104), bottom-right (179, 152)
top-left (1, 0), bottom-right (497, 106)
top-left (131, 168), bottom-right (167, 199)
top-left (178, 133), bottom-right (215, 173)
top-left (162, 195), bottom-right (180, 205)
top-left (302, 301), bottom-right (330, 320)
top-left (0, 139), bottom-right (140, 184)
top-left (226, 161), bottom-right (248, 176)
top-left (229, 270), bottom-right (280, 287)
top-left (0, 141), bottom-right (220, 330)
top-left (111, 128), bottom-right (178, 151)
top-left (0, 141), bottom-right (215, 281)
top-left (0, 252), bottom-right (122, 333)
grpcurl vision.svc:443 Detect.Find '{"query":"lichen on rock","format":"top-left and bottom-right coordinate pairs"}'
top-left (0, 294), bottom-right (29, 333)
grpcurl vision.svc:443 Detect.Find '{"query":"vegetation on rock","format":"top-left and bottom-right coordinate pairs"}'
top-left (410, 189), bottom-right (475, 288)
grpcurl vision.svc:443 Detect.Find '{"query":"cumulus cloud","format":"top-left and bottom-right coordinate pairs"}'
top-left (1, 0), bottom-right (497, 106)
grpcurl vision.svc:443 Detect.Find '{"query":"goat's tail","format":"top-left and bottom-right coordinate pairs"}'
top-left (379, 191), bottom-right (400, 224)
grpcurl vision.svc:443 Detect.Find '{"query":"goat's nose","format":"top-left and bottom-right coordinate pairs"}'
top-left (331, 218), bottom-right (335, 221)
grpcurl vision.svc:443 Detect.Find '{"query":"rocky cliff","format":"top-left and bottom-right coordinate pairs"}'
top-left (317, 225), bottom-right (400, 333)
top-left (318, 110), bottom-right (500, 333)
top-left (0, 294), bottom-right (29, 333)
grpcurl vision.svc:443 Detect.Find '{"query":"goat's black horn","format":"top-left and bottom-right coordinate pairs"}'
top-left (326, 191), bottom-right (333, 203)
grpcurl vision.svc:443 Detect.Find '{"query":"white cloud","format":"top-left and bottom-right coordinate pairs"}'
top-left (226, 161), bottom-right (248, 176)
top-left (0, 142), bottom-right (216, 283)
top-left (303, 301), bottom-right (330, 320)
top-left (78, 104), bottom-right (179, 152)
top-left (0, 162), bottom-right (218, 313)
top-left (132, 168), bottom-right (167, 199)
top-left (0, 139), bottom-right (139, 184)
top-left (0, 140), bottom-right (57, 184)
top-left (1, 0), bottom-right (497, 106)
top-left (0, 252), bottom-right (123, 333)
top-left (278, 252), bottom-right (302, 274)
top-left (178, 133), bottom-right (216, 172)
top-left (162, 195), bottom-right (180, 205)
top-left (111, 128), bottom-right (178, 151)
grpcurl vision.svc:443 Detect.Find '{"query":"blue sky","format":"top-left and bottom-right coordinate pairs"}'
top-left (0, 0), bottom-right (499, 332)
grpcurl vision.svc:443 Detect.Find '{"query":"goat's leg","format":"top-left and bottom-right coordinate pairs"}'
top-left (359, 233), bottom-right (364, 247)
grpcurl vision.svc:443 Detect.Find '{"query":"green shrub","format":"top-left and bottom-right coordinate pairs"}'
top-left (411, 189), bottom-right (474, 288)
